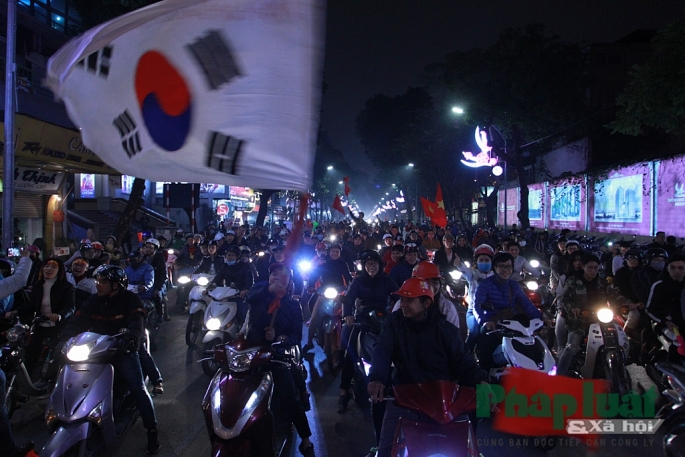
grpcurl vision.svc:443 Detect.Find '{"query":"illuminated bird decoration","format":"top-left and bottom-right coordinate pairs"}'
top-left (461, 127), bottom-right (498, 168)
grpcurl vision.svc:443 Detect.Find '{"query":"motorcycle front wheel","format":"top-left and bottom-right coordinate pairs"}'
top-left (185, 311), bottom-right (203, 346)
top-left (202, 340), bottom-right (222, 376)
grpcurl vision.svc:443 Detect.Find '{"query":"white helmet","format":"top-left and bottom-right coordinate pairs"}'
top-left (146, 238), bottom-right (160, 249)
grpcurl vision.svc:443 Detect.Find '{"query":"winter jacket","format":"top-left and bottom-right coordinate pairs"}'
top-left (389, 261), bottom-right (417, 288)
top-left (176, 244), bottom-right (200, 268)
top-left (61, 289), bottom-right (146, 350)
top-left (309, 257), bottom-right (352, 289)
top-left (124, 263), bottom-right (155, 300)
top-left (211, 261), bottom-right (254, 291)
top-left (456, 264), bottom-right (493, 307)
top-left (343, 272), bottom-right (398, 318)
top-left (196, 255), bottom-right (224, 276)
top-left (512, 256), bottom-right (541, 279)
top-left (369, 304), bottom-right (487, 387)
top-left (244, 283), bottom-right (302, 345)
top-left (473, 275), bottom-right (541, 325)
top-left (392, 293), bottom-right (461, 329)
top-left (631, 267), bottom-right (662, 305)
top-left (646, 275), bottom-right (685, 329)
top-left (560, 273), bottom-right (617, 329)
top-left (147, 252), bottom-right (168, 291)
top-left (20, 279), bottom-right (75, 328)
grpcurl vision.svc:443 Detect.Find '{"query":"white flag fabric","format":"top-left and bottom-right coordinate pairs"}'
top-left (46, 0), bottom-right (324, 190)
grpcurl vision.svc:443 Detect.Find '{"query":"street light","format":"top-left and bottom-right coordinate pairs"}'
top-left (327, 165), bottom-right (333, 170)
top-left (408, 163), bottom-right (414, 167)
top-left (451, 106), bottom-right (464, 114)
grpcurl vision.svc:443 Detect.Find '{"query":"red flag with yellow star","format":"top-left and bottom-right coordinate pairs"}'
top-left (421, 197), bottom-right (437, 221)
top-left (332, 194), bottom-right (345, 215)
top-left (433, 183), bottom-right (447, 228)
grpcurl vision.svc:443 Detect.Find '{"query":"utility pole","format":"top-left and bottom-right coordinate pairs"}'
top-left (2, 0), bottom-right (16, 251)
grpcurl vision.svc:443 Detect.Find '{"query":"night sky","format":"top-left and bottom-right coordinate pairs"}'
top-left (320, 0), bottom-right (685, 173)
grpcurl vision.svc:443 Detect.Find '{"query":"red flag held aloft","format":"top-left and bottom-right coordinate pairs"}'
top-left (332, 194), bottom-right (345, 215)
top-left (343, 176), bottom-right (351, 196)
top-left (433, 183), bottom-right (447, 228)
top-left (420, 197), bottom-right (437, 220)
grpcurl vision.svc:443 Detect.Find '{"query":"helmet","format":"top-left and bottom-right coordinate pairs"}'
top-left (359, 249), bottom-right (382, 264)
top-left (91, 241), bottom-right (104, 251)
top-left (382, 233), bottom-right (393, 240)
top-left (106, 235), bottom-right (117, 243)
top-left (80, 243), bottom-right (94, 251)
top-left (492, 252), bottom-right (515, 268)
top-left (315, 242), bottom-right (327, 251)
top-left (142, 230), bottom-right (153, 240)
top-left (208, 240), bottom-right (218, 247)
top-left (185, 233), bottom-right (195, 240)
top-left (239, 245), bottom-right (252, 253)
top-left (404, 243), bottom-right (419, 253)
top-left (80, 238), bottom-right (92, 245)
top-left (27, 245), bottom-right (41, 254)
top-left (226, 230), bottom-right (236, 235)
top-left (214, 233), bottom-right (225, 241)
top-left (623, 249), bottom-right (642, 262)
top-left (93, 265), bottom-right (128, 289)
top-left (329, 243), bottom-right (342, 251)
top-left (126, 250), bottom-right (143, 263)
top-left (145, 238), bottom-right (160, 249)
top-left (0, 259), bottom-right (15, 277)
top-left (226, 245), bottom-right (242, 256)
top-left (474, 244), bottom-right (495, 259)
top-left (412, 261), bottom-right (443, 280)
top-left (394, 277), bottom-right (434, 302)
top-left (644, 248), bottom-right (668, 263)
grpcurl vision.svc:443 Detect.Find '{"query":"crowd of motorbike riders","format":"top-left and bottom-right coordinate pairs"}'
top-left (0, 212), bottom-right (684, 457)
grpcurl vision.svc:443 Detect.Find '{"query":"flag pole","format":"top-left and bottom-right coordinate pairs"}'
top-left (2, 0), bottom-right (16, 251)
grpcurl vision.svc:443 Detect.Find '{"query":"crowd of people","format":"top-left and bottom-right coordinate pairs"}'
top-left (1, 213), bottom-right (684, 457)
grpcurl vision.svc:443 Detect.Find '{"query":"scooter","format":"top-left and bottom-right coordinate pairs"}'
top-left (199, 339), bottom-right (301, 456)
top-left (656, 362), bottom-right (685, 457)
top-left (562, 305), bottom-right (633, 397)
top-left (185, 273), bottom-right (216, 346)
top-left (201, 286), bottom-right (240, 376)
top-left (1, 316), bottom-right (54, 417)
top-left (40, 330), bottom-right (151, 457)
top-left (313, 285), bottom-right (345, 373)
top-left (644, 323), bottom-right (685, 394)
top-left (385, 380), bottom-right (480, 456)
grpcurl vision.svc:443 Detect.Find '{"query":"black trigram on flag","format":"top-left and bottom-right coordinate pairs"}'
top-left (76, 46), bottom-right (113, 78)
top-left (206, 132), bottom-right (245, 175)
top-left (186, 30), bottom-right (242, 90)
top-left (113, 110), bottom-right (142, 158)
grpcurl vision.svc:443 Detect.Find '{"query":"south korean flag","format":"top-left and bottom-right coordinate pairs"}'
top-left (46, 0), bottom-right (324, 191)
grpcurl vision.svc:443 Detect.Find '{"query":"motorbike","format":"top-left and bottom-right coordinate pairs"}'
top-left (312, 285), bottom-right (345, 373)
top-left (384, 380), bottom-right (480, 456)
top-left (656, 362), bottom-right (685, 457)
top-left (165, 248), bottom-right (177, 287)
top-left (185, 273), bottom-right (216, 346)
top-left (351, 307), bottom-right (388, 407)
top-left (175, 265), bottom-right (199, 312)
top-left (644, 323), bottom-right (685, 394)
top-left (201, 286), bottom-right (240, 376)
top-left (40, 330), bottom-right (151, 457)
top-left (127, 285), bottom-right (159, 351)
top-left (1, 316), bottom-right (55, 418)
top-left (199, 339), bottom-right (303, 456)
top-left (561, 305), bottom-right (633, 396)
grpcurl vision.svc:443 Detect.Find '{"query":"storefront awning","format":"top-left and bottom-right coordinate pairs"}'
top-left (0, 114), bottom-right (119, 175)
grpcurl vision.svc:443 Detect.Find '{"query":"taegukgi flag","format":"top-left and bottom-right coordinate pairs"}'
top-left (46, 0), bottom-right (325, 190)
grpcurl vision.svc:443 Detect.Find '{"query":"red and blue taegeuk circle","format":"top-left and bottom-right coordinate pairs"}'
top-left (134, 51), bottom-right (192, 151)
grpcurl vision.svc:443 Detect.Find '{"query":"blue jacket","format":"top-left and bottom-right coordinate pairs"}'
top-left (125, 263), bottom-right (155, 300)
top-left (473, 275), bottom-right (541, 325)
top-left (211, 261), bottom-right (254, 291)
top-left (244, 282), bottom-right (302, 346)
top-left (389, 261), bottom-right (416, 288)
top-left (343, 272), bottom-right (398, 318)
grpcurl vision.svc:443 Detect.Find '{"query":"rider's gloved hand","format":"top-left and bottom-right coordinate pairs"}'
top-left (115, 335), bottom-right (136, 355)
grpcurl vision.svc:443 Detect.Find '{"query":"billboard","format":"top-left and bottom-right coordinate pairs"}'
top-left (656, 156), bottom-right (685, 237)
top-left (590, 162), bottom-right (652, 235)
top-left (497, 187), bottom-right (519, 227)
top-left (527, 183), bottom-right (545, 229)
top-left (80, 174), bottom-right (95, 198)
top-left (155, 182), bottom-right (226, 194)
top-left (548, 178), bottom-right (586, 231)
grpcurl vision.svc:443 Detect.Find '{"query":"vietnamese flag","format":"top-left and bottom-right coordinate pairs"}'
top-left (343, 176), bottom-right (351, 196)
top-left (433, 183), bottom-right (448, 228)
top-left (420, 197), bottom-right (437, 221)
top-left (332, 194), bottom-right (345, 215)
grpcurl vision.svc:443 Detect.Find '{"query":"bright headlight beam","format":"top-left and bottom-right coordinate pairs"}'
top-left (597, 308), bottom-right (614, 323)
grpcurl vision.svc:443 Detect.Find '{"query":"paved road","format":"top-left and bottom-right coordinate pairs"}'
top-left (10, 291), bottom-right (668, 457)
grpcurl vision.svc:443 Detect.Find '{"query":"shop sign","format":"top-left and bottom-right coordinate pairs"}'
top-left (2, 166), bottom-right (66, 194)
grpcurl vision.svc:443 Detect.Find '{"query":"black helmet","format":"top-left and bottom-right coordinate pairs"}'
top-left (623, 249), bottom-right (643, 262)
top-left (93, 265), bottom-right (128, 289)
top-left (359, 249), bottom-right (382, 264)
top-left (0, 259), bottom-right (15, 277)
top-left (404, 243), bottom-right (419, 253)
top-left (226, 245), bottom-right (241, 256)
top-left (644, 248), bottom-right (668, 263)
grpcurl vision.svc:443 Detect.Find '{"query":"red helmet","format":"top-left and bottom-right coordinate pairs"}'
top-left (315, 242), bottom-right (327, 250)
top-left (412, 261), bottom-right (443, 279)
top-left (394, 277), bottom-right (434, 302)
top-left (474, 244), bottom-right (495, 259)
top-left (91, 241), bottom-right (104, 251)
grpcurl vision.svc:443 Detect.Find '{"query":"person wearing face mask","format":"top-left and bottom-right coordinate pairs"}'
top-left (455, 244), bottom-right (495, 351)
top-left (209, 245), bottom-right (254, 326)
top-left (631, 248), bottom-right (668, 305)
top-left (367, 277), bottom-right (490, 457)
top-left (473, 252), bottom-right (544, 370)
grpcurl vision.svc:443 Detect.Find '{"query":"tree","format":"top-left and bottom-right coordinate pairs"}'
top-left (428, 24), bottom-right (590, 228)
top-left (70, 0), bottom-right (160, 245)
top-left (609, 18), bottom-right (685, 136)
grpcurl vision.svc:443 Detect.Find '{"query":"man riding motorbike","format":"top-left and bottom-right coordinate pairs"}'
top-left (457, 244), bottom-right (496, 351)
top-left (60, 265), bottom-right (161, 455)
top-left (646, 254), bottom-right (685, 347)
top-left (208, 245), bottom-right (254, 327)
top-left (388, 243), bottom-right (420, 287)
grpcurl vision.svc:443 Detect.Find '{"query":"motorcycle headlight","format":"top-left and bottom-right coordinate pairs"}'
top-left (240, 375), bottom-right (272, 418)
top-left (331, 235), bottom-right (337, 241)
top-left (324, 287), bottom-right (338, 299)
top-left (530, 260), bottom-right (540, 268)
top-left (597, 308), bottom-right (614, 324)
top-left (206, 318), bottom-right (222, 331)
top-left (377, 245), bottom-right (382, 250)
top-left (67, 342), bottom-right (94, 362)
top-left (298, 260), bottom-right (312, 273)
top-left (356, 263), bottom-right (363, 271)
top-left (258, 251), bottom-right (265, 257)
top-left (196, 276), bottom-right (209, 286)
top-left (526, 281), bottom-right (539, 291)
top-left (449, 270), bottom-right (462, 280)
top-left (178, 276), bottom-right (191, 284)
top-left (6, 325), bottom-right (27, 343)
top-left (168, 249), bottom-right (175, 255)
top-left (464, 261), bottom-right (471, 268)
top-left (227, 347), bottom-right (259, 372)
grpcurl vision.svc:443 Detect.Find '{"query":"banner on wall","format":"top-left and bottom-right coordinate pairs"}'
top-left (497, 187), bottom-right (519, 227)
top-left (656, 156), bottom-right (685, 237)
top-left (527, 183), bottom-right (545, 229)
top-left (590, 162), bottom-right (652, 235)
top-left (548, 178), bottom-right (585, 231)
